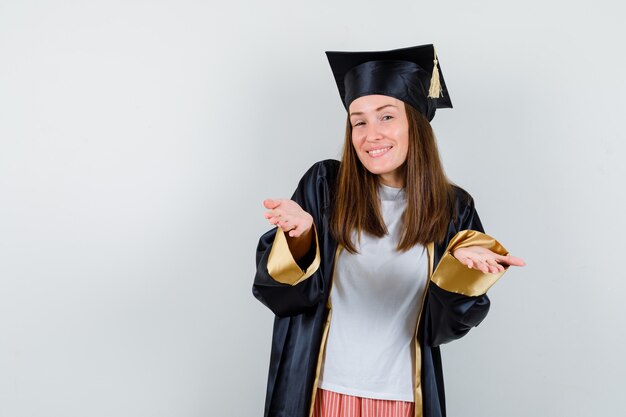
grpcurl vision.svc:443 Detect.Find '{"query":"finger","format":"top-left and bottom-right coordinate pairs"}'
top-left (268, 211), bottom-right (287, 225)
top-left (264, 208), bottom-right (284, 219)
top-left (263, 199), bottom-right (282, 210)
top-left (497, 254), bottom-right (526, 267)
top-left (469, 259), bottom-right (483, 272)
top-left (506, 255), bottom-right (526, 266)
top-left (465, 255), bottom-right (486, 272)
top-left (485, 259), bottom-right (503, 273)
top-left (277, 218), bottom-right (297, 232)
top-left (264, 208), bottom-right (280, 220)
top-left (485, 258), bottom-right (499, 266)
top-left (268, 217), bottom-right (280, 225)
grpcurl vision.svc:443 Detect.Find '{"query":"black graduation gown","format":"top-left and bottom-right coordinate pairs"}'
top-left (253, 159), bottom-right (509, 417)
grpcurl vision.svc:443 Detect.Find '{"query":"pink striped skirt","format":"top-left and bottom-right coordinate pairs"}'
top-left (312, 388), bottom-right (414, 417)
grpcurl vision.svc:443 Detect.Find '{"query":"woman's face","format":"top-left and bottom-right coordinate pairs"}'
top-left (349, 95), bottom-right (409, 188)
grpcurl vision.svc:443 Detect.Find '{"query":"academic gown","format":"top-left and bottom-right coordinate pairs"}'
top-left (253, 159), bottom-right (509, 417)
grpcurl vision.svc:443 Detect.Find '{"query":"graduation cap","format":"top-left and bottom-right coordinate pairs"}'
top-left (325, 44), bottom-right (452, 121)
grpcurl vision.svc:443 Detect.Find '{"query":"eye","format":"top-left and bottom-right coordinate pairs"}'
top-left (382, 115), bottom-right (394, 121)
top-left (352, 121), bottom-right (365, 127)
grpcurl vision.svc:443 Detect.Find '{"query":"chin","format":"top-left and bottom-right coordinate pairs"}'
top-left (363, 166), bottom-right (394, 176)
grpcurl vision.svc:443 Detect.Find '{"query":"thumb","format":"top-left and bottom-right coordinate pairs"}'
top-left (263, 198), bottom-right (281, 209)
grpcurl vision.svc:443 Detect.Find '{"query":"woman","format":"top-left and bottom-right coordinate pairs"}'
top-left (253, 44), bottom-right (525, 417)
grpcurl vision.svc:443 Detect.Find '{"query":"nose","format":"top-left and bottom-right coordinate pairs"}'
top-left (365, 123), bottom-right (382, 142)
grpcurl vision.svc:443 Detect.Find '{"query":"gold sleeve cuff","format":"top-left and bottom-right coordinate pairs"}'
top-left (267, 224), bottom-right (321, 286)
top-left (431, 229), bottom-right (509, 296)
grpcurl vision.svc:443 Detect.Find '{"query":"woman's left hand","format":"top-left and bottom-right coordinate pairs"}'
top-left (452, 246), bottom-right (526, 274)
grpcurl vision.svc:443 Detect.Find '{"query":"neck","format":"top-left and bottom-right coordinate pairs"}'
top-left (379, 173), bottom-right (404, 188)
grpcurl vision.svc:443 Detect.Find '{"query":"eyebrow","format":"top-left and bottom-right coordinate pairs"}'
top-left (349, 104), bottom-right (398, 117)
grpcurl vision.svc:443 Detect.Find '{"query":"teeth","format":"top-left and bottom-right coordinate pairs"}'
top-left (368, 147), bottom-right (390, 155)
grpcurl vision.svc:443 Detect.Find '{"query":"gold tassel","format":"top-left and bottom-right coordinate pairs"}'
top-left (428, 48), bottom-right (442, 99)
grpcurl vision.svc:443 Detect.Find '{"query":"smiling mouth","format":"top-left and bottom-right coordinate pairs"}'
top-left (367, 146), bottom-right (392, 157)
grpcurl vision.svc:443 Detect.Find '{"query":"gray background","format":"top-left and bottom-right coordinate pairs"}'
top-left (1, 0), bottom-right (624, 416)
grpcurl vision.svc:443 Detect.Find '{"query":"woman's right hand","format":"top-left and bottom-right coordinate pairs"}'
top-left (263, 199), bottom-right (313, 238)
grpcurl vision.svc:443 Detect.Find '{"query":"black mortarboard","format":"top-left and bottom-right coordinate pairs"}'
top-left (325, 44), bottom-right (452, 121)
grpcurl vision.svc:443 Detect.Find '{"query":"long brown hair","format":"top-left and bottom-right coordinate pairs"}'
top-left (330, 103), bottom-right (455, 253)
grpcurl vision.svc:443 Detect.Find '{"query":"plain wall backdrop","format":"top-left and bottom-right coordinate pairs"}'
top-left (1, 0), bottom-right (624, 416)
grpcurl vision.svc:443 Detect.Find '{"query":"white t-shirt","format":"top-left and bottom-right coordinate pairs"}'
top-left (318, 183), bottom-right (429, 402)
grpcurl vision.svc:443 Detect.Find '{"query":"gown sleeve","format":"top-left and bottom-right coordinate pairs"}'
top-left (252, 161), bottom-right (332, 318)
top-left (427, 194), bottom-right (510, 346)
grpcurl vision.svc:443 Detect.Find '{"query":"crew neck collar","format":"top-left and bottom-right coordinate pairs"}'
top-left (378, 183), bottom-right (405, 202)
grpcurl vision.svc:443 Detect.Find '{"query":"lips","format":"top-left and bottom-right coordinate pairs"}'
top-left (367, 146), bottom-right (392, 157)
